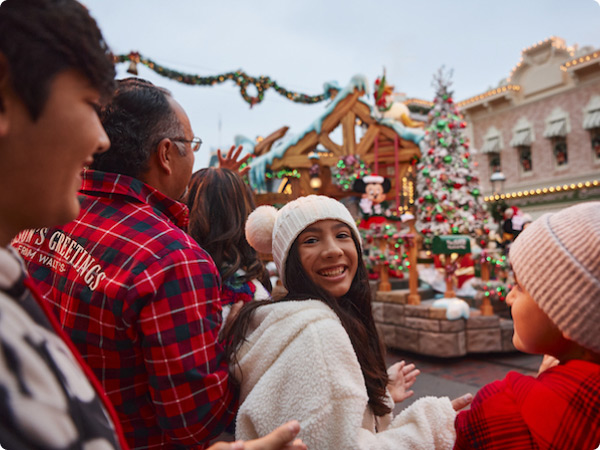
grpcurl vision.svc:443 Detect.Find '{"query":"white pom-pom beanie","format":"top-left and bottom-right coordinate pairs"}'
top-left (245, 195), bottom-right (360, 287)
top-left (509, 201), bottom-right (600, 354)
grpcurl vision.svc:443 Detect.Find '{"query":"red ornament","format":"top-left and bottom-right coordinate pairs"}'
top-left (425, 216), bottom-right (432, 222)
top-left (448, 122), bottom-right (455, 129)
top-left (447, 97), bottom-right (454, 104)
top-left (460, 122), bottom-right (467, 128)
top-left (464, 152), bottom-right (470, 159)
top-left (435, 213), bottom-right (444, 222)
top-left (453, 183), bottom-right (462, 189)
top-left (428, 148), bottom-right (434, 155)
top-left (418, 197), bottom-right (425, 204)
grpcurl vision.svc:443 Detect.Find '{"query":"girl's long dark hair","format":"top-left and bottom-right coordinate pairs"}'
top-left (224, 231), bottom-right (391, 417)
top-left (186, 168), bottom-right (271, 291)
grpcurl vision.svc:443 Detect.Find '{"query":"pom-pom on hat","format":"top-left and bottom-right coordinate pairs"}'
top-left (245, 195), bottom-right (360, 287)
top-left (509, 201), bottom-right (600, 354)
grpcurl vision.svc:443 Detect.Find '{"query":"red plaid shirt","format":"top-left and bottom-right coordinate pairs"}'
top-left (454, 359), bottom-right (600, 449)
top-left (13, 170), bottom-right (236, 449)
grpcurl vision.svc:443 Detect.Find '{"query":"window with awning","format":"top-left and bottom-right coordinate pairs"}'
top-left (480, 127), bottom-right (503, 154)
top-left (583, 110), bottom-right (600, 130)
top-left (583, 96), bottom-right (600, 130)
top-left (511, 128), bottom-right (532, 147)
top-left (543, 108), bottom-right (570, 139)
top-left (510, 118), bottom-right (534, 150)
top-left (481, 136), bottom-right (501, 153)
top-left (544, 119), bottom-right (568, 138)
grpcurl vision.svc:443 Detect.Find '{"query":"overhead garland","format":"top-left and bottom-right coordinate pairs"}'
top-left (115, 51), bottom-right (332, 107)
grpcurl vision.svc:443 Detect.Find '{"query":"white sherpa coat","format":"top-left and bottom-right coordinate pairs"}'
top-left (234, 300), bottom-right (457, 449)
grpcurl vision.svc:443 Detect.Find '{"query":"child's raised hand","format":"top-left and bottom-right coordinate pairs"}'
top-left (387, 360), bottom-right (420, 403)
top-left (218, 145), bottom-right (251, 176)
top-left (537, 354), bottom-right (560, 375)
top-left (451, 393), bottom-right (473, 411)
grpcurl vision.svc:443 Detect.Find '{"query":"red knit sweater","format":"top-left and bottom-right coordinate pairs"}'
top-left (455, 359), bottom-right (600, 449)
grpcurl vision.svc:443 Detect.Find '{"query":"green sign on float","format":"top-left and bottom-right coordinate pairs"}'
top-left (432, 235), bottom-right (471, 255)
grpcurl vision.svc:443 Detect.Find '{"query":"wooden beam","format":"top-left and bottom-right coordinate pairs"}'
top-left (299, 170), bottom-right (314, 196)
top-left (318, 134), bottom-right (342, 155)
top-left (352, 102), bottom-right (376, 125)
top-left (341, 111), bottom-right (356, 156)
top-left (355, 124), bottom-right (379, 157)
top-left (270, 132), bottom-right (319, 170)
top-left (320, 91), bottom-right (361, 133)
top-left (254, 126), bottom-right (289, 156)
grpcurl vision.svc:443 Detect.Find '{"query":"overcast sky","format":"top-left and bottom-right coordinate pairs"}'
top-left (82, 0), bottom-right (600, 169)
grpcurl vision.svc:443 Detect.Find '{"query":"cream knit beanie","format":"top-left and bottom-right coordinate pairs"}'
top-left (245, 195), bottom-right (360, 287)
top-left (509, 201), bottom-right (600, 354)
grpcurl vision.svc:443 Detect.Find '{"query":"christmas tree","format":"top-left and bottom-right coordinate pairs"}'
top-left (415, 68), bottom-right (489, 249)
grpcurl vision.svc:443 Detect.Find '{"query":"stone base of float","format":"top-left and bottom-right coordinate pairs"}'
top-left (373, 292), bottom-right (515, 358)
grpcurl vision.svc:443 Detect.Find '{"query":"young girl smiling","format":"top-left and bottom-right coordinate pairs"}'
top-left (225, 195), bottom-right (471, 450)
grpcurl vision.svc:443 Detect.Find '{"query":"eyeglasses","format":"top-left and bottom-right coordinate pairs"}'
top-left (171, 136), bottom-right (202, 152)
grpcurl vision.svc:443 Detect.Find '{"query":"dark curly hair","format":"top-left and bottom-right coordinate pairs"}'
top-left (186, 168), bottom-right (271, 291)
top-left (0, 0), bottom-right (115, 120)
top-left (92, 78), bottom-right (183, 178)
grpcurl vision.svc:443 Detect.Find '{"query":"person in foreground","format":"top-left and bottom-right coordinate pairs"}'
top-left (186, 168), bottom-right (271, 323)
top-left (225, 195), bottom-right (472, 450)
top-left (454, 201), bottom-right (600, 450)
top-left (0, 0), bottom-right (128, 447)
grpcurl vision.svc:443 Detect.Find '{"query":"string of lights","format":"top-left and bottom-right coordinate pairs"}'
top-left (457, 85), bottom-right (521, 108)
top-left (115, 52), bottom-right (331, 107)
top-left (483, 179), bottom-right (600, 202)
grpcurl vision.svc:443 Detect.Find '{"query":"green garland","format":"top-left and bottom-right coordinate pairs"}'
top-left (471, 279), bottom-right (512, 302)
top-left (115, 52), bottom-right (331, 107)
top-left (330, 155), bottom-right (371, 191)
top-left (265, 168), bottom-right (301, 179)
top-left (360, 224), bottom-right (409, 272)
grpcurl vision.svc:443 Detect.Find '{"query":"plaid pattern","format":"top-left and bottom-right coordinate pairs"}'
top-left (454, 360), bottom-right (600, 449)
top-left (13, 170), bottom-right (236, 449)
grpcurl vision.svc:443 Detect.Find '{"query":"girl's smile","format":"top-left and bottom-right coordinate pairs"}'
top-left (297, 219), bottom-right (358, 299)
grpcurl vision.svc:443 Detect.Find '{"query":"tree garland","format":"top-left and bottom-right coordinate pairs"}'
top-left (115, 52), bottom-right (332, 107)
top-left (471, 279), bottom-right (512, 302)
top-left (360, 223), bottom-right (409, 272)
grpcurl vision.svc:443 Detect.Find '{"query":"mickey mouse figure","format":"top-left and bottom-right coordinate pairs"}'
top-left (352, 174), bottom-right (392, 228)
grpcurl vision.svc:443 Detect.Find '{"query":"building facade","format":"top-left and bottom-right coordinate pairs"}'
top-left (459, 37), bottom-right (600, 218)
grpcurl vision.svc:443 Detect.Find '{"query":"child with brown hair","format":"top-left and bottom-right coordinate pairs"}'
top-left (454, 201), bottom-right (600, 449)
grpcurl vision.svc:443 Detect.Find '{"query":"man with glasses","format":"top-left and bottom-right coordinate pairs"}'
top-left (14, 77), bottom-right (249, 449)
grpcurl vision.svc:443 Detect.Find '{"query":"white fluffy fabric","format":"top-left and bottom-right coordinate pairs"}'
top-left (245, 205), bottom-right (277, 254)
top-left (234, 300), bottom-right (457, 449)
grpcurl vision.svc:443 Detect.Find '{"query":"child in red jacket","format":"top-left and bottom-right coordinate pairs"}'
top-left (454, 202), bottom-right (600, 450)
